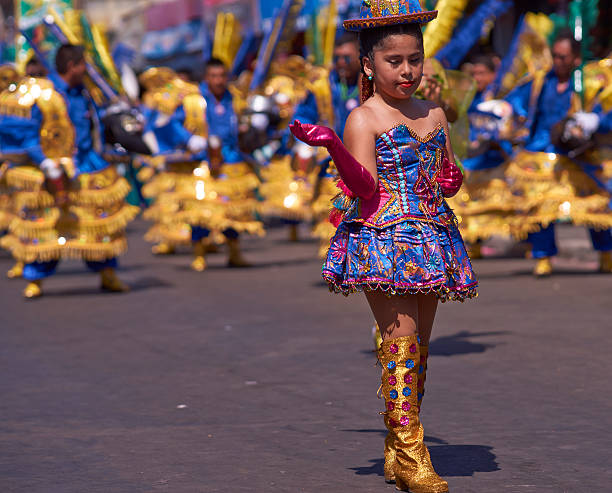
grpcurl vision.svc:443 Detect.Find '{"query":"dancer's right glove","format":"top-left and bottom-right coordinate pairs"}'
top-left (289, 120), bottom-right (376, 200)
top-left (436, 156), bottom-right (463, 197)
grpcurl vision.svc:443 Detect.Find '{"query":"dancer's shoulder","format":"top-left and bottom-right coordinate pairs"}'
top-left (345, 104), bottom-right (378, 138)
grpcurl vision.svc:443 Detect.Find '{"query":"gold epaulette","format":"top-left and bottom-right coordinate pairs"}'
top-left (142, 76), bottom-right (202, 116)
top-left (0, 77), bottom-right (75, 159)
top-left (0, 77), bottom-right (53, 118)
top-left (139, 67), bottom-right (177, 91)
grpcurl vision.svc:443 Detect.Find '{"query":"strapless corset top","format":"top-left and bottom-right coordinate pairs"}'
top-left (342, 123), bottom-right (455, 228)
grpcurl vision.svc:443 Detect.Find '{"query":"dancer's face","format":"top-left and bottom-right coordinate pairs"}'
top-left (552, 39), bottom-right (580, 81)
top-left (470, 63), bottom-right (496, 92)
top-left (363, 33), bottom-right (423, 100)
top-left (205, 65), bottom-right (229, 99)
top-left (333, 41), bottom-right (360, 82)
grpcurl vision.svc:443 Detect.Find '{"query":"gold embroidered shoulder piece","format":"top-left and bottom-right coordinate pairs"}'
top-left (0, 77), bottom-right (74, 158)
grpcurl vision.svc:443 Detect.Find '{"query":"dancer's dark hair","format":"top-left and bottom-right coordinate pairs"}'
top-left (358, 24), bottom-right (424, 102)
top-left (553, 28), bottom-right (581, 57)
top-left (469, 54), bottom-right (497, 73)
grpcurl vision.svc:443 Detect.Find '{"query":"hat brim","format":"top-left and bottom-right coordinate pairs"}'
top-left (343, 10), bottom-right (437, 31)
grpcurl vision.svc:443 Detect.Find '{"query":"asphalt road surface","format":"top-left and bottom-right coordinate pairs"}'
top-left (1, 220), bottom-right (610, 493)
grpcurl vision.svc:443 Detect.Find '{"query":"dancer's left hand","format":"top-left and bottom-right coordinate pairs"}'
top-left (437, 157), bottom-right (462, 197)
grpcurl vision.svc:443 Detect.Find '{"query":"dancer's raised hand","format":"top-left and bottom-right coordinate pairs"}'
top-left (289, 120), bottom-right (336, 148)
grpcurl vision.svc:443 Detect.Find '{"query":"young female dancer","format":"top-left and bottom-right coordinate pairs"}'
top-left (290, 2), bottom-right (477, 491)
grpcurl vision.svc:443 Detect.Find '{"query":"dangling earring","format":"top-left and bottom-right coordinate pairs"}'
top-left (368, 74), bottom-right (373, 81)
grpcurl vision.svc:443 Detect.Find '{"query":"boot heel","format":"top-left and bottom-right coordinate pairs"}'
top-left (394, 476), bottom-right (409, 491)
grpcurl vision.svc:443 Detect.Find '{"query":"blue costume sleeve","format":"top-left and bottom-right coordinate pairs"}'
top-left (504, 80), bottom-right (533, 119)
top-left (141, 106), bottom-right (158, 134)
top-left (170, 105), bottom-right (193, 148)
top-left (293, 92), bottom-right (320, 125)
top-left (0, 110), bottom-right (45, 164)
top-left (24, 105), bottom-right (46, 165)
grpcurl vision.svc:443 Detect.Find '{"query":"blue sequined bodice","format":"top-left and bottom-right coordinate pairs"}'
top-left (342, 123), bottom-right (454, 228)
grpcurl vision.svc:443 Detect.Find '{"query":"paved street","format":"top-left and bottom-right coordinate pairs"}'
top-left (1, 220), bottom-right (610, 493)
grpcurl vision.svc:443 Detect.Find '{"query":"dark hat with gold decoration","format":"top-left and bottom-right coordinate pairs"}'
top-left (343, 0), bottom-right (437, 31)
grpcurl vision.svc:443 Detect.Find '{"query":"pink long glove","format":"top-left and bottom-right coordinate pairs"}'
top-left (436, 156), bottom-right (463, 197)
top-left (289, 120), bottom-right (376, 200)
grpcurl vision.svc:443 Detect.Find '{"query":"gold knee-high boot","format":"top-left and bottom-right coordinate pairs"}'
top-left (380, 338), bottom-right (430, 483)
top-left (380, 335), bottom-right (448, 493)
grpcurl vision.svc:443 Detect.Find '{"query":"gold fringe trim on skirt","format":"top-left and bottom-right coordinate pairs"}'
top-left (137, 166), bottom-right (156, 184)
top-left (5, 166), bottom-right (44, 191)
top-left (65, 236), bottom-right (128, 261)
top-left (8, 209), bottom-right (60, 239)
top-left (13, 190), bottom-right (56, 210)
top-left (0, 210), bottom-right (12, 229)
top-left (70, 177), bottom-right (131, 207)
top-left (144, 223), bottom-right (192, 245)
top-left (71, 204), bottom-right (140, 236)
top-left (0, 234), bottom-right (64, 263)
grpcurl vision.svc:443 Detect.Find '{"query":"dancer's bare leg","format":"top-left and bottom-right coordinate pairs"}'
top-left (416, 293), bottom-right (438, 345)
top-left (365, 291), bottom-right (418, 340)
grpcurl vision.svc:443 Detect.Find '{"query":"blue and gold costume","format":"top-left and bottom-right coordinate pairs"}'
top-left (504, 67), bottom-right (612, 272)
top-left (138, 67), bottom-right (224, 260)
top-left (194, 80), bottom-right (263, 263)
top-left (0, 75), bottom-right (138, 296)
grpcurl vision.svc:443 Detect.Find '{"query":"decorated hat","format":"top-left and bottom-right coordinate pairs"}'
top-left (343, 0), bottom-right (437, 31)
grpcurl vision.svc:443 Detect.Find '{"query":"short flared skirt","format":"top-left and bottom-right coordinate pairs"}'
top-left (322, 219), bottom-right (478, 302)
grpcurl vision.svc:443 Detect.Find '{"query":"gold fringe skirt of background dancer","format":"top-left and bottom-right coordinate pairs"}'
top-left (0, 163), bottom-right (138, 297)
top-left (506, 150), bottom-right (612, 275)
top-left (140, 145), bottom-right (264, 271)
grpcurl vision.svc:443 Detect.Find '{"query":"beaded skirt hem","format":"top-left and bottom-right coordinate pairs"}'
top-left (322, 219), bottom-right (478, 303)
top-left (322, 272), bottom-right (478, 302)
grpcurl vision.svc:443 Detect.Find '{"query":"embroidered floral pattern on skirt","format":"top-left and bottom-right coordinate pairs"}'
top-left (323, 219), bottom-right (478, 302)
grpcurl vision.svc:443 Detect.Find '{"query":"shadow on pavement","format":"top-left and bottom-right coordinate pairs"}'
top-left (348, 436), bottom-right (498, 479)
top-left (349, 457), bottom-right (385, 477)
top-left (43, 276), bottom-right (172, 297)
top-left (55, 263), bottom-right (149, 276)
top-left (429, 330), bottom-right (507, 356)
top-left (429, 444), bottom-right (499, 476)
